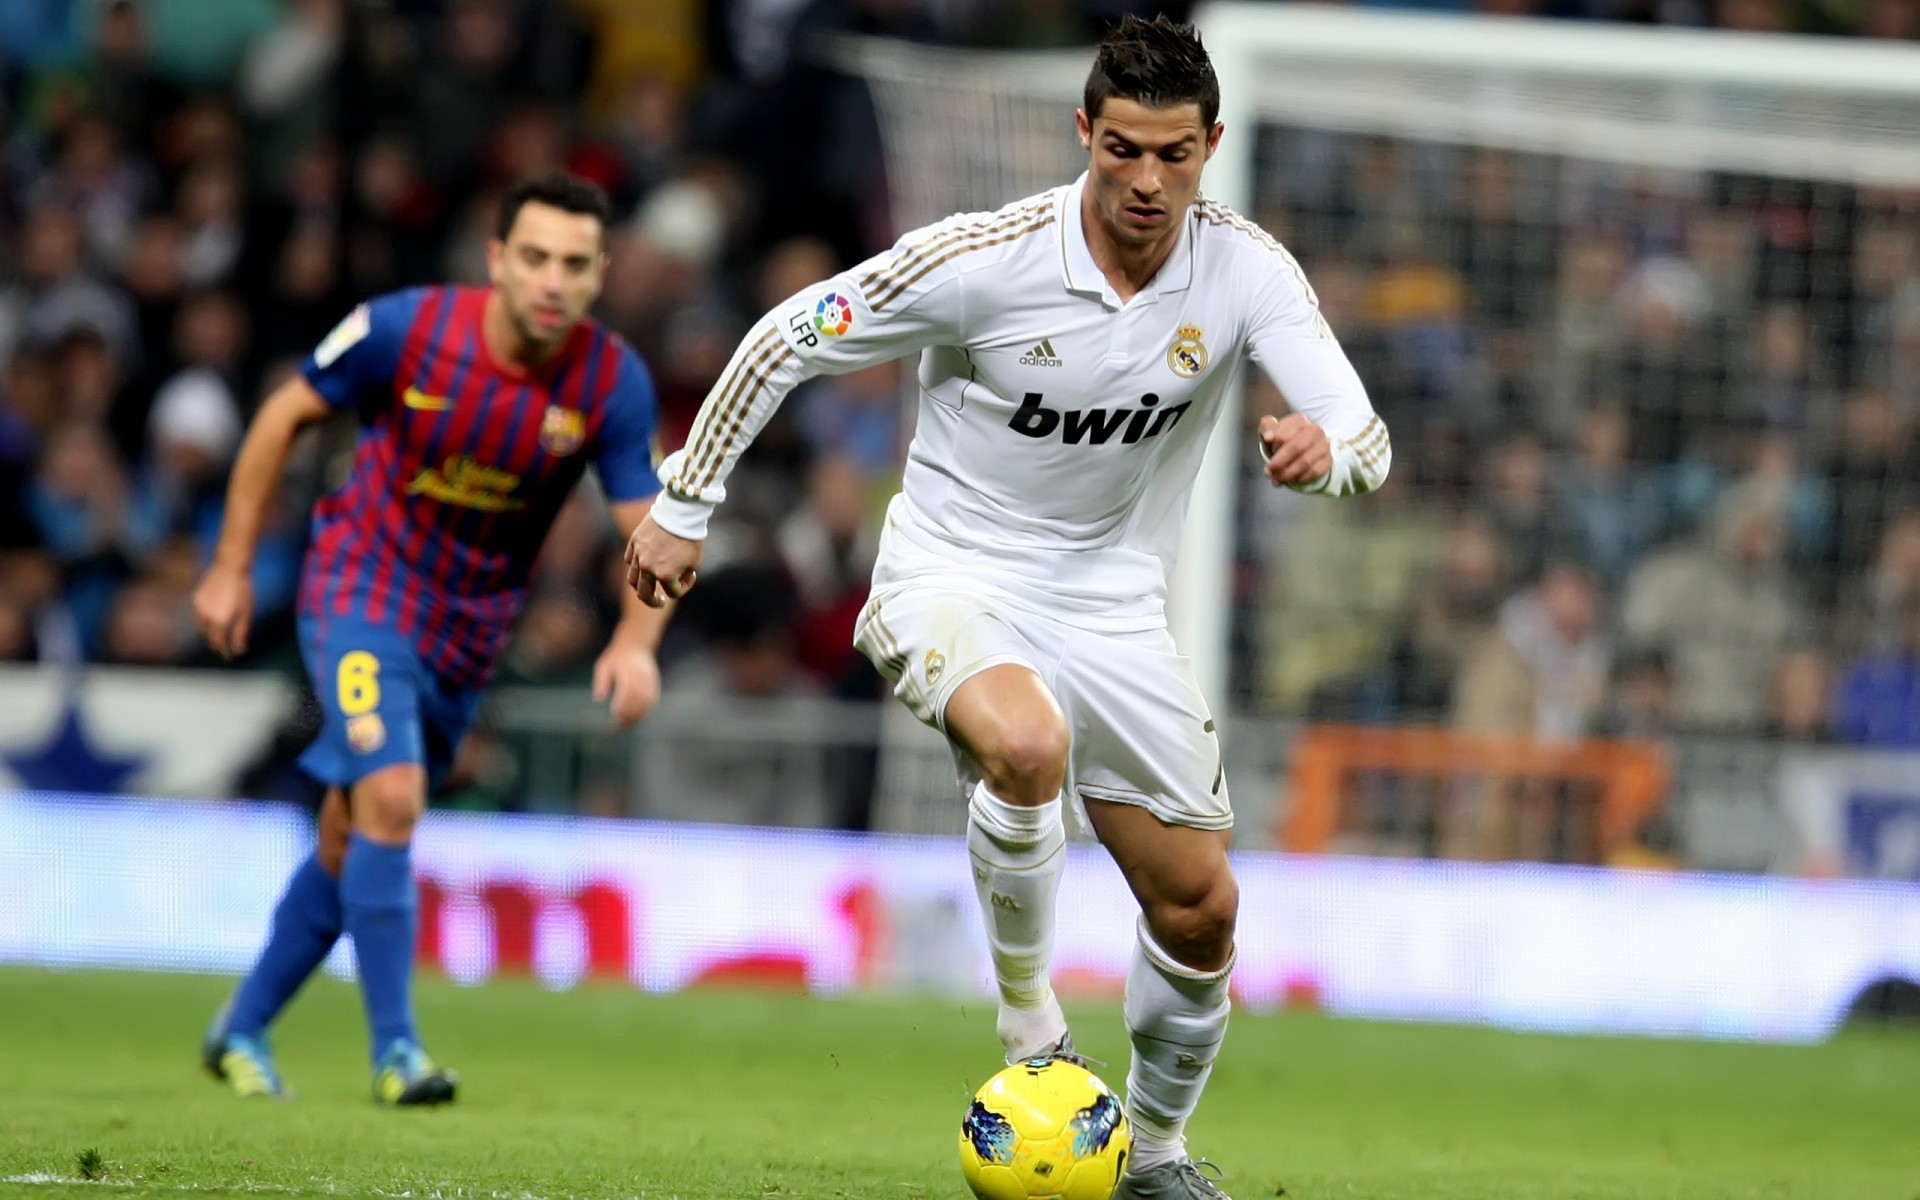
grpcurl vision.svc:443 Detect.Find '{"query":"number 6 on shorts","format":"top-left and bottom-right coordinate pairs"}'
top-left (337, 650), bottom-right (382, 716)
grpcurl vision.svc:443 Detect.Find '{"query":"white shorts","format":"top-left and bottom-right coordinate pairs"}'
top-left (854, 581), bottom-right (1231, 831)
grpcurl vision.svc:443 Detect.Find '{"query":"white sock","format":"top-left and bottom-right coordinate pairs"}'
top-left (1123, 919), bottom-right (1234, 1173)
top-left (967, 781), bottom-right (1068, 1062)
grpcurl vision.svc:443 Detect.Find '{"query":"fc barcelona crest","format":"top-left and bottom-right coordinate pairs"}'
top-left (1167, 324), bottom-right (1208, 379)
top-left (540, 405), bottom-right (585, 455)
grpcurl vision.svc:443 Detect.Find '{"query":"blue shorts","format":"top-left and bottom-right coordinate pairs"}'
top-left (297, 614), bottom-right (484, 791)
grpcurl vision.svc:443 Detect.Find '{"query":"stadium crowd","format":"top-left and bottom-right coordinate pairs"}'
top-left (0, 0), bottom-right (1916, 798)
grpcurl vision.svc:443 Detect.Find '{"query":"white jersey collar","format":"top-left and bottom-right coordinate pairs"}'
top-left (1057, 172), bottom-right (1196, 308)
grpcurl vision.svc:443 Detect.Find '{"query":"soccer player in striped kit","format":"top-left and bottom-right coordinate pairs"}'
top-left (193, 175), bottom-right (668, 1104)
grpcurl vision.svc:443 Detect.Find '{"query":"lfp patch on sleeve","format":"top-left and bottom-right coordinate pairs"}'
top-left (779, 287), bottom-right (858, 359)
top-left (314, 303), bottom-right (372, 368)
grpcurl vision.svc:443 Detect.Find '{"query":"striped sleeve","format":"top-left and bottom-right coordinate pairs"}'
top-left (649, 214), bottom-right (994, 539)
top-left (1239, 231), bottom-right (1390, 498)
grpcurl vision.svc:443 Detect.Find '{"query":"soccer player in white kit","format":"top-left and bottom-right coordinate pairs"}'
top-left (626, 17), bottom-right (1390, 1198)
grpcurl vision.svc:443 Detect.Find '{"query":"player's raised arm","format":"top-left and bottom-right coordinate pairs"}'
top-left (624, 229), bottom-right (969, 605)
top-left (1242, 242), bottom-right (1392, 497)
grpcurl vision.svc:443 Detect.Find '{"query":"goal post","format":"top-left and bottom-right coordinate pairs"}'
top-left (834, 8), bottom-right (1920, 749)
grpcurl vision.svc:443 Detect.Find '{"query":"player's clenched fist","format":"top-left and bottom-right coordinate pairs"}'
top-left (1258, 412), bottom-right (1333, 489)
top-left (192, 562), bottom-right (254, 661)
top-left (624, 515), bottom-right (702, 608)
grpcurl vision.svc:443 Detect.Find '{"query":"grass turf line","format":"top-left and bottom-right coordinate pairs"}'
top-left (0, 967), bottom-right (1913, 1199)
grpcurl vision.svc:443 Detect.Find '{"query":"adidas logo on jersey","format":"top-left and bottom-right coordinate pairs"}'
top-left (1018, 338), bottom-right (1064, 368)
top-left (1007, 392), bottom-right (1191, 446)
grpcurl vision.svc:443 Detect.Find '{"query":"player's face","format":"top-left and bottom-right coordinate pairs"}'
top-left (1077, 98), bottom-right (1222, 247)
top-left (487, 202), bottom-right (609, 347)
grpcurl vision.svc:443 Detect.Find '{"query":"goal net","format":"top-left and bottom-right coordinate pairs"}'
top-left (837, 8), bottom-right (1920, 843)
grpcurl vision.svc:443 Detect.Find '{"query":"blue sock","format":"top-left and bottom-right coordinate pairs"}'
top-left (227, 853), bottom-right (342, 1038)
top-left (341, 833), bottom-right (418, 1063)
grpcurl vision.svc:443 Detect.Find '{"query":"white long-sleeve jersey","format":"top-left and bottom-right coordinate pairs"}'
top-left (652, 174), bottom-right (1390, 632)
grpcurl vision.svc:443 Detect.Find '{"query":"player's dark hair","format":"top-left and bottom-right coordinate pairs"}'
top-left (495, 173), bottom-right (614, 243)
top-left (1083, 15), bottom-right (1219, 129)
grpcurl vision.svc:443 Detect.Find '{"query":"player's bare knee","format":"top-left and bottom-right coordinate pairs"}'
top-left (350, 769), bottom-right (426, 844)
top-left (978, 720), bottom-right (1070, 805)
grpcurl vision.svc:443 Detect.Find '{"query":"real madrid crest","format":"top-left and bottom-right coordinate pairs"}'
top-left (540, 405), bottom-right (585, 456)
top-left (1167, 324), bottom-right (1208, 379)
top-left (924, 649), bottom-right (946, 685)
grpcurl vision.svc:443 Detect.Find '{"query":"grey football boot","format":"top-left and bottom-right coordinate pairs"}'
top-left (1113, 1158), bottom-right (1233, 1200)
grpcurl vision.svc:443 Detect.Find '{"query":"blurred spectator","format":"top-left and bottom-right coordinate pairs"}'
top-left (1609, 254), bottom-right (1717, 470)
top-left (1621, 479), bottom-right (1806, 731)
top-left (503, 589), bottom-right (604, 686)
top-left (1253, 449), bottom-right (1443, 716)
top-left (175, 157), bottom-right (248, 285)
top-left (0, 204), bottom-right (138, 373)
top-left (27, 422), bottom-right (134, 655)
top-left (1474, 433), bottom-right (1567, 586)
top-left (253, 221), bottom-right (347, 369)
top-left (794, 361), bottom-right (901, 475)
top-left (1815, 389), bottom-right (1915, 613)
top-left (142, 0), bottom-right (282, 90)
top-left (1379, 510), bottom-right (1507, 720)
top-left (2, 0), bottom-right (1918, 833)
top-left (1729, 302), bottom-right (1826, 438)
top-left (1555, 405), bottom-right (1659, 589)
top-left (102, 574), bottom-right (195, 666)
top-left (118, 214), bottom-right (188, 390)
top-left (671, 563), bottom-right (815, 701)
top-left (595, 73), bottom-right (688, 208)
top-left (19, 1), bottom-right (168, 147)
top-left (24, 113), bottom-right (149, 267)
top-left (754, 235), bottom-right (840, 312)
top-left (345, 131), bottom-right (443, 294)
top-left (130, 364), bottom-right (243, 556)
top-left (243, 0), bottom-right (345, 108)
top-left (1598, 649), bottom-right (1679, 739)
top-left (1365, 218), bottom-right (1475, 417)
top-left (1453, 562), bottom-right (1610, 739)
top-left (661, 563), bottom-right (830, 826)
top-left (778, 455), bottom-right (879, 688)
top-left (1545, 232), bottom-right (1628, 439)
top-left (1832, 596), bottom-right (1920, 747)
top-left (0, 594), bottom-right (35, 662)
top-left (1767, 645), bottom-right (1836, 743)
top-left (0, 551), bottom-right (64, 663)
top-left (1845, 508), bottom-right (1920, 659)
top-left (411, 0), bottom-right (521, 188)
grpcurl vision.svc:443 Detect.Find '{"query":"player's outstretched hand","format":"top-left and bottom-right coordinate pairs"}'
top-left (593, 643), bottom-right (662, 729)
top-left (192, 562), bottom-right (254, 661)
top-left (624, 514), bottom-right (702, 609)
top-left (1259, 413), bottom-right (1333, 489)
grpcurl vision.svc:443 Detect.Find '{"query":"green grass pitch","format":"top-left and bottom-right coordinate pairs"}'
top-left (0, 967), bottom-right (1914, 1199)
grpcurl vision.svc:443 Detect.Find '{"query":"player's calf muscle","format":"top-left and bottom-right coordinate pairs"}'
top-left (317, 789), bottom-right (351, 875)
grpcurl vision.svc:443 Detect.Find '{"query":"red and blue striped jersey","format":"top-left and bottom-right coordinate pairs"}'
top-left (297, 285), bottom-right (660, 688)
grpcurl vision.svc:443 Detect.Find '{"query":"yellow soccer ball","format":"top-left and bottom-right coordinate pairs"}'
top-left (958, 1057), bottom-right (1132, 1200)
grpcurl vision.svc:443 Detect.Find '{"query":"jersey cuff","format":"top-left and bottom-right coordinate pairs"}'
top-left (1288, 467), bottom-right (1334, 495)
top-left (650, 491), bottom-right (716, 540)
